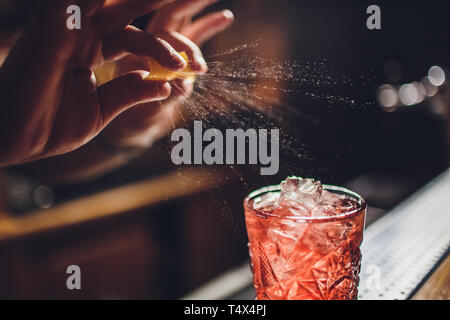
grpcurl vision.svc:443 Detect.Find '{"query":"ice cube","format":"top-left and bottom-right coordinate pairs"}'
top-left (320, 190), bottom-right (344, 207)
top-left (302, 221), bottom-right (352, 255)
top-left (311, 190), bottom-right (358, 217)
top-left (266, 218), bottom-right (308, 259)
top-left (264, 218), bottom-right (309, 280)
top-left (278, 176), bottom-right (323, 216)
top-left (274, 199), bottom-right (310, 217)
top-left (311, 191), bottom-right (342, 217)
top-left (253, 192), bottom-right (280, 211)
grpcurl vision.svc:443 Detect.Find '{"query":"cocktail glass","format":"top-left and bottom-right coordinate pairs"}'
top-left (244, 184), bottom-right (366, 300)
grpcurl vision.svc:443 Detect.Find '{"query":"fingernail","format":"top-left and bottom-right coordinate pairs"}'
top-left (222, 9), bottom-right (234, 20)
top-left (170, 51), bottom-right (187, 70)
top-left (193, 56), bottom-right (208, 73)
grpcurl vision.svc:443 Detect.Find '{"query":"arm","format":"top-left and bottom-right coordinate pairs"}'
top-left (0, 0), bottom-right (188, 167)
top-left (11, 0), bottom-right (234, 184)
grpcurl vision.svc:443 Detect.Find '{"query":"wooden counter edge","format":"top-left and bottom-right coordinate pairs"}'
top-left (412, 254), bottom-right (450, 300)
top-left (0, 168), bottom-right (229, 242)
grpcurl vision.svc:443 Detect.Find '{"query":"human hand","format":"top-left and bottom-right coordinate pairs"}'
top-left (0, 0), bottom-right (189, 166)
top-left (101, 0), bottom-right (234, 149)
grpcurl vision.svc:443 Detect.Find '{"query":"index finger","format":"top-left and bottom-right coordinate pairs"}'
top-left (95, 0), bottom-right (177, 36)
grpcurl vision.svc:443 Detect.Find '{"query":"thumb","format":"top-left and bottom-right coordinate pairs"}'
top-left (97, 71), bottom-right (172, 125)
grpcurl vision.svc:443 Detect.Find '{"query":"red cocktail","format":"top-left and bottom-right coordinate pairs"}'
top-left (244, 177), bottom-right (366, 300)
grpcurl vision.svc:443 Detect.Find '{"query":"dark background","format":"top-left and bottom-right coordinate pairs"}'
top-left (0, 0), bottom-right (448, 299)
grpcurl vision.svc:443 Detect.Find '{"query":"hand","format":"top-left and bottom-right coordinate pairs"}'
top-left (0, 0), bottom-right (189, 166)
top-left (101, 0), bottom-right (234, 149)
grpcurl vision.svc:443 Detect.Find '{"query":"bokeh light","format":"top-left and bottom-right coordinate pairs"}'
top-left (33, 185), bottom-right (54, 209)
top-left (412, 81), bottom-right (426, 104)
top-left (377, 84), bottom-right (398, 108)
top-left (398, 83), bottom-right (419, 106)
top-left (427, 66), bottom-right (445, 86)
top-left (421, 76), bottom-right (438, 97)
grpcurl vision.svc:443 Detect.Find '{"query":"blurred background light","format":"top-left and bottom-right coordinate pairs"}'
top-left (427, 66), bottom-right (445, 86)
top-left (399, 83), bottom-right (419, 106)
top-left (377, 84), bottom-right (398, 108)
top-left (33, 185), bottom-right (54, 209)
top-left (421, 76), bottom-right (438, 97)
top-left (412, 81), bottom-right (426, 104)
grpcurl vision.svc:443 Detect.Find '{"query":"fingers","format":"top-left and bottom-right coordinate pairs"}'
top-left (103, 26), bottom-right (186, 71)
top-left (184, 10), bottom-right (234, 45)
top-left (149, 0), bottom-right (219, 31)
top-left (114, 55), bottom-right (151, 77)
top-left (156, 31), bottom-right (207, 72)
top-left (97, 71), bottom-right (172, 124)
top-left (95, 0), bottom-right (176, 36)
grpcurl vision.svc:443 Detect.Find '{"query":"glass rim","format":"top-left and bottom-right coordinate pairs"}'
top-left (244, 184), bottom-right (367, 222)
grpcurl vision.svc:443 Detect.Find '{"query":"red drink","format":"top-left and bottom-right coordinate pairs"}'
top-left (244, 177), bottom-right (366, 300)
